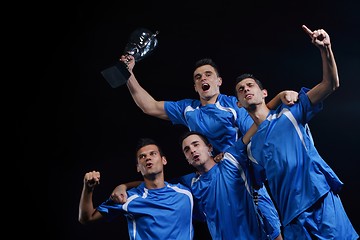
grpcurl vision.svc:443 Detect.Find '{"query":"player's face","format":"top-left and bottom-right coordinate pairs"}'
top-left (235, 78), bottom-right (265, 107)
top-left (193, 65), bottom-right (222, 100)
top-left (136, 144), bottom-right (166, 177)
top-left (182, 134), bottom-right (211, 167)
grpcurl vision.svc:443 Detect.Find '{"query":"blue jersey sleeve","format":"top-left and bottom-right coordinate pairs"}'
top-left (164, 99), bottom-right (196, 126)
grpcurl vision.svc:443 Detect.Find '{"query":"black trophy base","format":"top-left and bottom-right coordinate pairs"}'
top-left (101, 61), bottom-right (131, 88)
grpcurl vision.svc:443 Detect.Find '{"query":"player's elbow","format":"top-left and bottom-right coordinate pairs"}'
top-left (333, 79), bottom-right (340, 91)
top-left (332, 74), bottom-right (340, 91)
top-left (78, 213), bottom-right (91, 225)
top-left (142, 108), bottom-right (153, 115)
top-left (78, 216), bottom-right (87, 225)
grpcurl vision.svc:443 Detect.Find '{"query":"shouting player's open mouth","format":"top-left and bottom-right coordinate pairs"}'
top-left (202, 83), bottom-right (210, 91)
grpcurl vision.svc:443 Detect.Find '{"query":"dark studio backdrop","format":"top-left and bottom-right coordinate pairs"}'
top-left (33, 1), bottom-right (360, 239)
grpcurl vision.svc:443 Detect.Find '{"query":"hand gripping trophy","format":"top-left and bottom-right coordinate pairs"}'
top-left (101, 28), bottom-right (159, 88)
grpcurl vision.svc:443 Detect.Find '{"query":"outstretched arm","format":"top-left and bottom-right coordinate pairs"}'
top-left (78, 171), bottom-right (103, 224)
top-left (120, 55), bottom-right (169, 120)
top-left (110, 180), bottom-right (143, 204)
top-left (302, 25), bottom-right (339, 104)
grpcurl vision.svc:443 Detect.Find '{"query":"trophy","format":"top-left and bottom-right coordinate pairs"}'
top-left (101, 28), bottom-right (159, 88)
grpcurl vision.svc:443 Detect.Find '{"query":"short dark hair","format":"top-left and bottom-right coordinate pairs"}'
top-left (179, 131), bottom-right (211, 147)
top-left (135, 138), bottom-right (165, 161)
top-left (194, 58), bottom-right (221, 77)
top-left (234, 73), bottom-right (264, 95)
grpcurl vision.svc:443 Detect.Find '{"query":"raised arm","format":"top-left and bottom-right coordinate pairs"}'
top-left (120, 55), bottom-right (169, 120)
top-left (78, 171), bottom-right (103, 224)
top-left (302, 25), bottom-right (339, 104)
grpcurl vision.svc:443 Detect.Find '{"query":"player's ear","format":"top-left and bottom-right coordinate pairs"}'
top-left (208, 144), bottom-right (213, 155)
top-left (162, 156), bottom-right (168, 165)
top-left (136, 163), bottom-right (141, 173)
top-left (263, 89), bottom-right (268, 98)
top-left (217, 77), bottom-right (222, 86)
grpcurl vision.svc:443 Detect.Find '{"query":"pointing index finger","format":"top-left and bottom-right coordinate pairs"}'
top-left (302, 25), bottom-right (313, 37)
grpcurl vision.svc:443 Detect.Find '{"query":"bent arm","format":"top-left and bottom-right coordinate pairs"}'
top-left (303, 25), bottom-right (339, 104)
top-left (266, 90), bottom-right (298, 109)
top-left (78, 171), bottom-right (103, 224)
top-left (78, 186), bottom-right (103, 224)
top-left (242, 123), bottom-right (258, 145)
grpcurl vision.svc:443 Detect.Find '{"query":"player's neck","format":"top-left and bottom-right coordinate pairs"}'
top-left (248, 104), bottom-right (269, 125)
top-left (200, 92), bottom-right (220, 106)
top-left (144, 176), bottom-right (166, 189)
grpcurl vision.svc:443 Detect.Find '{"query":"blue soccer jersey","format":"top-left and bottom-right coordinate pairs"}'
top-left (179, 141), bottom-right (280, 240)
top-left (165, 94), bottom-right (253, 155)
top-left (247, 87), bottom-right (358, 239)
top-left (165, 93), bottom-right (281, 239)
top-left (97, 182), bottom-right (194, 240)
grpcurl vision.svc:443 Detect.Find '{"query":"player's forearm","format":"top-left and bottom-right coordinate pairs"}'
top-left (321, 45), bottom-right (339, 91)
top-left (266, 93), bottom-right (282, 109)
top-left (127, 75), bottom-right (157, 112)
top-left (78, 187), bottom-right (96, 224)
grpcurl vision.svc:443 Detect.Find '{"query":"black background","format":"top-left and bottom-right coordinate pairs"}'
top-left (25, 1), bottom-right (360, 239)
